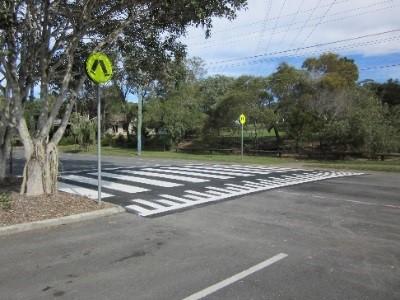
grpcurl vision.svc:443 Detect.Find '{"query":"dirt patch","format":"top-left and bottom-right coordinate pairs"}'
top-left (0, 177), bottom-right (112, 227)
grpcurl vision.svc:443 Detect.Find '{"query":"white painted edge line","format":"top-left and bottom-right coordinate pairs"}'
top-left (182, 253), bottom-right (288, 300)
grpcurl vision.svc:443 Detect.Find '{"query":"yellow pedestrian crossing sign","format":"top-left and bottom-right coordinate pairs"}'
top-left (85, 52), bottom-right (113, 84)
top-left (239, 114), bottom-right (246, 125)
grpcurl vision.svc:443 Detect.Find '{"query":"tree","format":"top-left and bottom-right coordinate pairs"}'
top-left (0, 82), bottom-right (12, 180)
top-left (1, 0), bottom-right (247, 195)
top-left (70, 112), bottom-right (96, 151)
top-left (142, 57), bottom-right (211, 148)
top-left (302, 52), bottom-right (359, 90)
top-left (269, 63), bottom-right (313, 151)
top-left (361, 79), bottom-right (400, 107)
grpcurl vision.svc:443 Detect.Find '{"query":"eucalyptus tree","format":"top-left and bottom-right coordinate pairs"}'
top-left (0, 0), bottom-right (247, 195)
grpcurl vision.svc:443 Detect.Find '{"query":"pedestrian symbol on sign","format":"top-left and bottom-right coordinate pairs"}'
top-left (85, 52), bottom-right (113, 84)
top-left (239, 114), bottom-right (246, 125)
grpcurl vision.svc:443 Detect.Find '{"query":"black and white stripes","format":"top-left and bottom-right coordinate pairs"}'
top-left (57, 164), bottom-right (363, 217)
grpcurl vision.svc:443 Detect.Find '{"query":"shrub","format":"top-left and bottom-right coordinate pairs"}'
top-left (0, 192), bottom-right (12, 210)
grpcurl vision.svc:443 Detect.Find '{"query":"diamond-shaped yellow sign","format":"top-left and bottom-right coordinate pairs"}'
top-left (85, 52), bottom-right (113, 84)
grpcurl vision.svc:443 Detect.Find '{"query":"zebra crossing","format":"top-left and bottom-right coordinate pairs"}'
top-left (58, 164), bottom-right (364, 217)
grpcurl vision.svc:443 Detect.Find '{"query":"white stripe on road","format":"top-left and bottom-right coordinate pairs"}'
top-left (156, 199), bottom-right (180, 206)
top-left (132, 199), bottom-right (166, 209)
top-left (185, 190), bottom-right (214, 198)
top-left (185, 165), bottom-right (272, 175)
top-left (143, 168), bottom-right (233, 179)
top-left (161, 167), bottom-right (254, 177)
top-left (121, 170), bottom-right (209, 183)
top-left (89, 172), bottom-right (182, 187)
top-left (160, 194), bottom-right (195, 204)
top-left (123, 171), bottom-right (363, 217)
top-left (62, 174), bottom-right (149, 194)
top-left (182, 253), bottom-right (288, 300)
top-left (58, 182), bottom-right (113, 199)
top-left (125, 204), bottom-right (152, 214)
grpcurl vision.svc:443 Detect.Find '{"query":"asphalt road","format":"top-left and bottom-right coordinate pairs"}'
top-left (1, 156), bottom-right (399, 300)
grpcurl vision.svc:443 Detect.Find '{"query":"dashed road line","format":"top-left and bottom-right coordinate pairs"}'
top-left (182, 253), bottom-right (288, 300)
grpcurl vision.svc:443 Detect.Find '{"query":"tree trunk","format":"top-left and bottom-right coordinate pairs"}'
top-left (272, 125), bottom-right (281, 149)
top-left (21, 141), bottom-right (58, 196)
top-left (253, 121), bottom-right (258, 150)
top-left (0, 127), bottom-right (11, 181)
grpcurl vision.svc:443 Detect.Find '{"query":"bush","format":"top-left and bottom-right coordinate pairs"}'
top-left (59, 135), bottom-right (75, 146)
top-left (0, 192), bottom-right (11, 210)
top-left (101, 133), bottom-right (114, 147)
top-left (114, 134), bottom-right (126, 147)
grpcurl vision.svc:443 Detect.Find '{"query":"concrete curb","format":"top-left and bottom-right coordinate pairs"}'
top-left (0, 206), bottom-right (126, 236)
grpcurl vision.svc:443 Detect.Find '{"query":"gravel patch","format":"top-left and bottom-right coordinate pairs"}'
top-left (0, 178), bottom-right (111, 227)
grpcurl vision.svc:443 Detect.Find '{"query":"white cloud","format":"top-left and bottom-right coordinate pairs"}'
top-left (182, 0), bottom-right (400, 79)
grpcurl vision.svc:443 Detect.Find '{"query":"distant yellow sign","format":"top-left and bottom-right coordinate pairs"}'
top-left (85, 52), bottom-right (113, 84)
top-left (239, 114), bottom-right (246, 125)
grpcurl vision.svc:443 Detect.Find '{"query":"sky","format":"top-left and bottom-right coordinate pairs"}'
top-left (181, 0), bottom-right (400, 82)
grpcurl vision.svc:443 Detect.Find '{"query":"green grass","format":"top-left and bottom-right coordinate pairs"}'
top-left (219, 128), bottom-right (285, 138)
top-left (59, 144), bottom-right (400, 172)
top-left (305, 159), bottom-right (400, 173)
top-left (59, 144), bottom-right (294, 165)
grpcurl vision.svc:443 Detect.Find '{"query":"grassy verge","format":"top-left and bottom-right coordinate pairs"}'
top-left (59, 145), bottom-right (400, 172)
top-left (59, 145), bottom-right (295, 164)
top-left (304, 160), bottom-right (400, 173)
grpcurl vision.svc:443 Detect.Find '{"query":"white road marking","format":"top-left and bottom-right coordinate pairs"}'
top-left (132, 199), bottom-right (166, 209)
top-left (204, 190), bottom-right (225, 196)
top-left (224, 183), bottom-right (253, 190)
top-left (126, 171), bottom-right (363, 216)
top-left (62, 174), bottom-right (149, 194)
top-left (161, 167), bottom-right (254, 177)
top-left (186, 165), bottom-right (272, 175)
top-left (125, 204), bottom-right (152, 214)
top-left (182, 253), bottom-right (288, 300)
top-left (121, 170), bottom-right (209, 183)
top-left (206, 186), bottom-right (236, 193)
top-left (58, 182), bottom-right (113, 199)
top-left (156, 199), bottom-right (179, 206)
top-left (160, 194), bottom-right (194, 204)
top-left (184, 194), bottom-right (206, 201)
top-left (185, 190), bottom-right (214, 198)
top-left (89, 172), bottom-right (182, 187)
top-left (143, 168), bottom-right (233, 179)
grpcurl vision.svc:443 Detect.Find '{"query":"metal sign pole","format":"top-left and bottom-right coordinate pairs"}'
top-left (85, 52), bottom-right (112, 205)
top-left (241, 123), bottom-right (244, 160)
top-left (97, 84), bottom-right (102, 204)
top-left (137, 92), bottom-right (142, 156)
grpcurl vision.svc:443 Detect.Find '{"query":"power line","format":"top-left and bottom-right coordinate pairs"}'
top-left (278, 0), bottom-right (306, 47)
top-left (301, 0), bottom-right (338, 47)
top-left (207, 35), bottom-right (400, 71)
top-left (359, 63), bottom-right (400, 71)
top-left (205, 29), bottom-right (400, 66)
top-left (263, 0), bottom-right (287, 53)
top-left (187, 0), bottom-right (352, 39)
top-left (289, 0), bottom-right (324, 48)
top-left (188, 0), bottom-right (396, 49)
top-left (255, 0), bottom-right (273, 53)
top-left (207, 63), bottom-right (400, 81)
